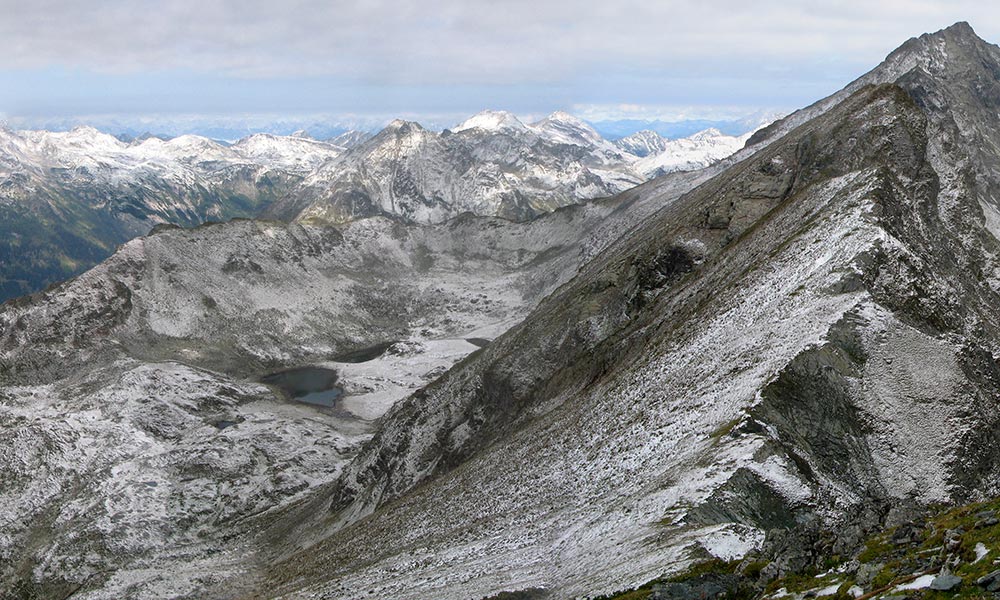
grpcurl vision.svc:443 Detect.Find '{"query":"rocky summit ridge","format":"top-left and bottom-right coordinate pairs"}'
top-left (242, 21), bottom-right (1000, 599)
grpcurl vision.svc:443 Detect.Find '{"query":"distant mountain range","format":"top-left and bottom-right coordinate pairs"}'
top-left (0, 112), bottom-right (761, 300)
top-left (589, 110), bottom-right (783, 140)
top-left (4, 110), bottom-right (779, 143)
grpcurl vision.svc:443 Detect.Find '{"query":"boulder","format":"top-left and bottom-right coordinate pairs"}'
top-left (929, 573), bottom-right (962, 591)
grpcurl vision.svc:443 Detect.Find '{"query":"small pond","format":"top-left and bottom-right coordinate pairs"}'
top-left (260, 366), bottom-right (343, 407)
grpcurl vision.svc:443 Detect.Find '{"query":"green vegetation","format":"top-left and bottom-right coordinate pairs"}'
top-left (595, 559), bottom-right (742, 600)
top-left (710, 417), bottom-right (744, 441)
top-left (597, 498), bottom-right (1000, 600)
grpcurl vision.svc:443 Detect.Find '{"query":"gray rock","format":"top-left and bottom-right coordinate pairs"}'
top-left (974, 512), bottom-right (999, 529)
top-left (855, 562), bottom-right (885, 587)
top-left (650, 575), bottom-right (739, 600)
top-left (929, 573), bottom-right (962, 591)
top-left (977, 569), bottom-right (1000, 590)
top-left (945, 529), bottom-right (964, 551)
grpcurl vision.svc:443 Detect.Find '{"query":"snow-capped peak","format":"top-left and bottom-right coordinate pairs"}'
top-left (385, 119), bottom-right (425, 132)
top-left (689, 128), bottom-right (724, 141)
top-left (452, 110), bottom-right (529, 134)
top-left (615, 130), bottom-right (669, 158)
top-left (540, 110), bottom-right (586, 125)
top-left (633, 128), bottom-right (752, 177)
top-left (133, 134), bottom-right (232, 163)
top-left (529, 111), bottom-right (608, 149)
top-left (54, 126), bottom-right (129, 152)
top-left (231, 133), bottom-right (342, 170)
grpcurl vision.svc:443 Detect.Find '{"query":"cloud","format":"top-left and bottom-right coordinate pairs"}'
top-left (1, 0), bottom-right (997, 82)
top-left (1, 1), bottom-right (997, 120)
top-left (570, 104), bottom-right (777, 122)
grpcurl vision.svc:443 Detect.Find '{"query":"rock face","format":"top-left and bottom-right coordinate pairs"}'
top-left (615, 129), bottom-right (671, 157)
top-left (225, 22), bottom-right (1000, 600)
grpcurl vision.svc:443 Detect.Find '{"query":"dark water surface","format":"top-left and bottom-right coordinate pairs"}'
top-left (260, 367), bottom-right (343, 407)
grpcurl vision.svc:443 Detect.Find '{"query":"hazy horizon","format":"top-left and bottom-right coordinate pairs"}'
top-left (4, 1), bottom-right (999, 136)
top-left (0, 106), bottom-right (782, 141)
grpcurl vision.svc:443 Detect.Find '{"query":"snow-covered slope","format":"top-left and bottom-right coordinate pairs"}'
top-left (230, 133), bottom-right (345, 170)
top-left (452, 109), bottom-right (532, 135)
top-left (327, 130), bottom-right (373, 149)
top-left (530, 110), bottom-right (620, 153)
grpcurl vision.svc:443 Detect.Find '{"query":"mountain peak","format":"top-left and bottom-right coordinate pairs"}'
top-left (385, 119), bottom-right (425, 134)
top-left (940, 20), bottom-right (976, 38)
top-left (452, 110), bottom-right (528, 134)
top-left (892, 20), bottom-right (992, 65)
top-left (537, 110), bottom-right (588, 127)
top-left (69, 125), bottom-right (102, 135)
top-left (748, 20), bottom-right (998, 149)
top-left (689, 127), bottom-right (724, 140)
top-left (615, 130), bottom-right (669, 157)
top-left (530, 111), bottom-right (608, 149)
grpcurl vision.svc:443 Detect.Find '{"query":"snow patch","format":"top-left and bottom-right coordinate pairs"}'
top-left (699, 524), bottom-right (765, 560)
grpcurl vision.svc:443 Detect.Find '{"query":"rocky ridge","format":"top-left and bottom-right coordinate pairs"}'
top-left (234, 22), bottom-right (1000, 600)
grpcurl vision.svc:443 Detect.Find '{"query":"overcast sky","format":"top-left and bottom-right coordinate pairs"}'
top-left (1, 0), bottom-right (998, 129)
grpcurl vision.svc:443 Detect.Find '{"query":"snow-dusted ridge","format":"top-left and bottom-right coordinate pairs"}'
top-left (4, 126), bottom-right (345, 175)
top-left (225, 21), bottom-right (1000, 600)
